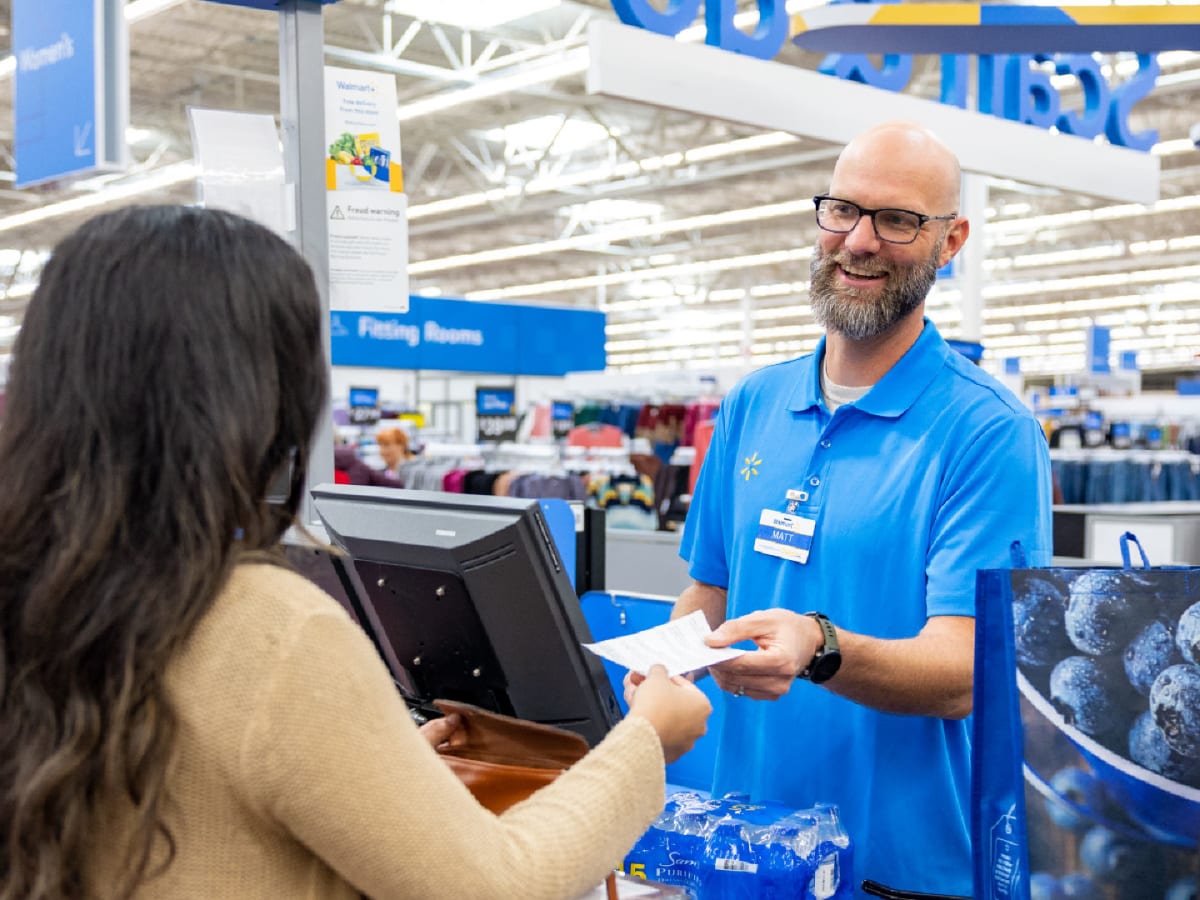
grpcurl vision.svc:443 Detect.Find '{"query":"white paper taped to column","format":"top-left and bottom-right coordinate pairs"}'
top-left (582, 609), bottom-right (746, 677)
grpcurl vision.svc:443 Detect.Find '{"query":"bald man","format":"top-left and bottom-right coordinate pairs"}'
top-left (666, 122), bottom-right (1053, 894)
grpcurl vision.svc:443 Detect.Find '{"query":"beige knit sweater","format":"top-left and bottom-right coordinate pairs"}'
top-left (87, 563), bottom-right (665, 899)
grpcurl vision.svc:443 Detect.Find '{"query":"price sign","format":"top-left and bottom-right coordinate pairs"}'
top-left (551, 400), bottom-right (574, 440)
top-left (349, 385), bottom-right (380, 425)
top-left (476, 387), bottom-right (517, 443)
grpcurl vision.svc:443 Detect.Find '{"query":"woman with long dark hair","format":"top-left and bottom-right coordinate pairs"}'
top-left (0, 205), bottom-right (710, 900)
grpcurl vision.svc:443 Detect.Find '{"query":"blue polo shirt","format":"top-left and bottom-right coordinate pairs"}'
top-left (680, 320), bottom-right (1052, 897)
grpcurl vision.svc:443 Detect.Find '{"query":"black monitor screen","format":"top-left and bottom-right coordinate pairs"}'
top-left (310, 484), bottom-right (621, 746)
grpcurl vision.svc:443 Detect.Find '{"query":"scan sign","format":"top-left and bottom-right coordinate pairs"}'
top-left (607, 0), bottom-right (1164, 151)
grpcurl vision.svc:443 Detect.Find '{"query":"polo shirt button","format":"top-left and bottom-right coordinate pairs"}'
top-left (820, 440), bottom-right (832, 449)
top-left (809, 476), bottom-right (820, 487)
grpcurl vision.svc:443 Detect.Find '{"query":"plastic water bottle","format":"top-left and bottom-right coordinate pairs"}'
top-left (650, 805), bottom-right (709, 899)
top-left (760, 814), bottom-right (821, 900)
top-left (701, 816), bottom-right (760, 900)
top-left (625, 807), bottom-right (674, 880)
top-left (807, 803), bottom-right (853, 900)
top-left (756, 823), bottom-right (805, 899)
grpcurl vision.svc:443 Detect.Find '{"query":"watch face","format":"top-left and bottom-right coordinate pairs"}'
top-left (809, 650), bottom-right (842, 685)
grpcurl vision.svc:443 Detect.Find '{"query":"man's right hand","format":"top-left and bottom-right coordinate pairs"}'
top-left (704, 608), bottom-right (823, 700)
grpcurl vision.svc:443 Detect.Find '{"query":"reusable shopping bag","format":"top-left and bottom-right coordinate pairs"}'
top-left (973, 534), bottom-right (1200, 900)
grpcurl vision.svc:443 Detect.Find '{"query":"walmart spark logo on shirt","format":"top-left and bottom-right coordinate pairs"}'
top-left (741, 453), bottom-right (763, 481)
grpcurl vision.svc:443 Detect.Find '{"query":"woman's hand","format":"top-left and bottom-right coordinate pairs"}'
top-left (418, 713), bottom-right (463, 750)
top-left (626, 665), bottom-right (712, 763)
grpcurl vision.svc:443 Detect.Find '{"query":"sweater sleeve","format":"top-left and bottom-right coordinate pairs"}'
top-left (240, 605), bottom-right (665, 900)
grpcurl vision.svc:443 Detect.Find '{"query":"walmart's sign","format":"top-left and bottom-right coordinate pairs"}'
top-left (331, 296), bottom-right (606, 376)
top-left (608, 0), bottom-right (1163, 150)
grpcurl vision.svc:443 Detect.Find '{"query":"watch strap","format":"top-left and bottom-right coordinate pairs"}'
top-left (799, 611), bottom-right (840, 682)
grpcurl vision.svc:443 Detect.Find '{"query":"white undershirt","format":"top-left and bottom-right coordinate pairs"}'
top-left (820, 361), bottom-right (872, 413)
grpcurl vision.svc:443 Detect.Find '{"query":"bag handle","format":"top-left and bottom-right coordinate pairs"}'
top-left (1119, 531), bottom-right (1151, 569)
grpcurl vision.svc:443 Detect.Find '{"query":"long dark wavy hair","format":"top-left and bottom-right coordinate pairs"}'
top-left (0, 205), bottom-right (327, 899)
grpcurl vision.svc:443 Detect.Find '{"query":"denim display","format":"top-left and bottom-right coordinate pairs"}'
top-left (1052, 453), bottom-right (1200, 504)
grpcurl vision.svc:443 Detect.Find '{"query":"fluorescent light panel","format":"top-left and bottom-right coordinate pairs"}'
top-left (395, 48), bottom-right (588, 122)
top-left (411, 198), bottom-right (809, 275)
top-left (465, 247), bottom-right (812, 300)
top-left (384, 0), bottom-right (560, 30)
top-left (0, 162), bottom-right (197, 234)
top-left (407, 130), bottom-right (799, 221)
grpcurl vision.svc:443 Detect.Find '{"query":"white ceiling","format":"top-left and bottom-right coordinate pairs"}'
top-left (4, 0), bottom-right (1200, 383)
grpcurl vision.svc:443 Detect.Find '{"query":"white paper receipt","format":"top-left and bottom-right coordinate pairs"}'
top-left (582, 609), bottom-right (747, 677)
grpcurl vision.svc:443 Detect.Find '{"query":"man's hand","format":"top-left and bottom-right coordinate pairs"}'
top-left (703, 609), bottom-right (823, 700)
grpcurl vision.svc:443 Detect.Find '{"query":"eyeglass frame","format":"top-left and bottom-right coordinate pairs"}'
top-left (812, 195), bottom-right (957, 245)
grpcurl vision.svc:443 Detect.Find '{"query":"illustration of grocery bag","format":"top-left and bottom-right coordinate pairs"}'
top-left (325, 131), bottom-right (402, 191)
top-left (973, 534), bottom-right (1200, 900)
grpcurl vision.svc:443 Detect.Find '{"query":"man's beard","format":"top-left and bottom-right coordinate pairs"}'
top-left (809, 238), bottom-right (942, 341)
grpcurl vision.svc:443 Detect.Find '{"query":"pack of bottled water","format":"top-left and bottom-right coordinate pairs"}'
top-left (623, 790), bottom-right (854, 899)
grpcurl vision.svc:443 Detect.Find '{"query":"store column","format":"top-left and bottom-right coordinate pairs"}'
top-left (957, 173), bottom-right (988, 345)
top-left (279, 0), bottom-right (334, 526)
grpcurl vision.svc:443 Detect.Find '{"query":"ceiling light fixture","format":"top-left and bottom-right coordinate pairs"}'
top-left (989, 194), bottom-right (1200, 236)
top-left (0, 162), bottom-right (197, 235)
top-left (0, 0), bottom-right (188, 81)
top-left (384, 0), bottom-right (561, 30)
top-left (393, 0), bottom-right (827, 127)
top-left (395, 48), bottom-right (589, 122)
top-left (487, 114), bottom-right (612, 161)
top-left (411, 198), bottom-right (810, 274)
top-left (0, 283), bottom-right (35, 302)
top-left (126, 0), bottom-right (189, 22)
top-left (408, 130), bottom-right (798, 221)
top-left (465, 247), bottom-right (813, 301)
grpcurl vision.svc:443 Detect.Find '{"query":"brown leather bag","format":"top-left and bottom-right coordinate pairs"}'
top-left (433, 698), bottom-right (590, 814)
top-left (433, 699), bottom-right (622, 898)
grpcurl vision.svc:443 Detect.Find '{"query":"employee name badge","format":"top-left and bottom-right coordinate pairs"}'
top-left (754, 492), bottom-right (816, 564)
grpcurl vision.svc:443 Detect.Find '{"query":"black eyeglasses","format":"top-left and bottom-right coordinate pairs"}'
top-left (813, 195), bottom-right (957, 245)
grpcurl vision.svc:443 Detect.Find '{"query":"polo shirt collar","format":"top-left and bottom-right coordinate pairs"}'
top-left (786, 319), bottom-right (950, 417)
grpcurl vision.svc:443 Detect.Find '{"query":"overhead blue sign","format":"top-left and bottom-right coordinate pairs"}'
top-left (200, 0), bottom-right (340, 8)
top-left (331, 297), bottom-right (606, 376)
top-left (608, 0), bottom-right (1163, 150)
top-left (1087, 324), bottom-right (1111, 374)
top-left (476, 388), bottom-right (516, 417)
top-left (791, 4), bottom-right (1200, 55)
top-left (13, 0), bottom-right (126, 188)
top-left (348, 386), bottom-right (379, 408)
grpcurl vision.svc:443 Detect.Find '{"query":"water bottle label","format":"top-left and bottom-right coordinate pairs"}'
top-left (714, 858), bottom-right (758, 873)
top-left (813, 855), bottom-right (838, 899)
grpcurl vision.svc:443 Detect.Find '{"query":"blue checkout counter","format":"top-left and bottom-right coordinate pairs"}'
top-left (579, 590), bottom-right (723, 791)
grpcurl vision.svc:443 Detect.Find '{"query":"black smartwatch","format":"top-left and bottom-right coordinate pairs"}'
top-left (799, 611), bottom-right (842, 684)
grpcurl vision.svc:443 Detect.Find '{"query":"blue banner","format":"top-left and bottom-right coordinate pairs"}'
top-left (14, 0), bottom-right (98, 187)
top-left (476, 388), bottom-right (515, 417)
top-left (331, 297), bottom-right (606, 376)
top-left (1087, 324), bottom-right (1111, 374)
top-left (200, 0), bottom-right (340, 8)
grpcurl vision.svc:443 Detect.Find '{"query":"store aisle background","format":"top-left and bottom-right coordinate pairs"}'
top-left (3, 0), bottom-right (1200, 390)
